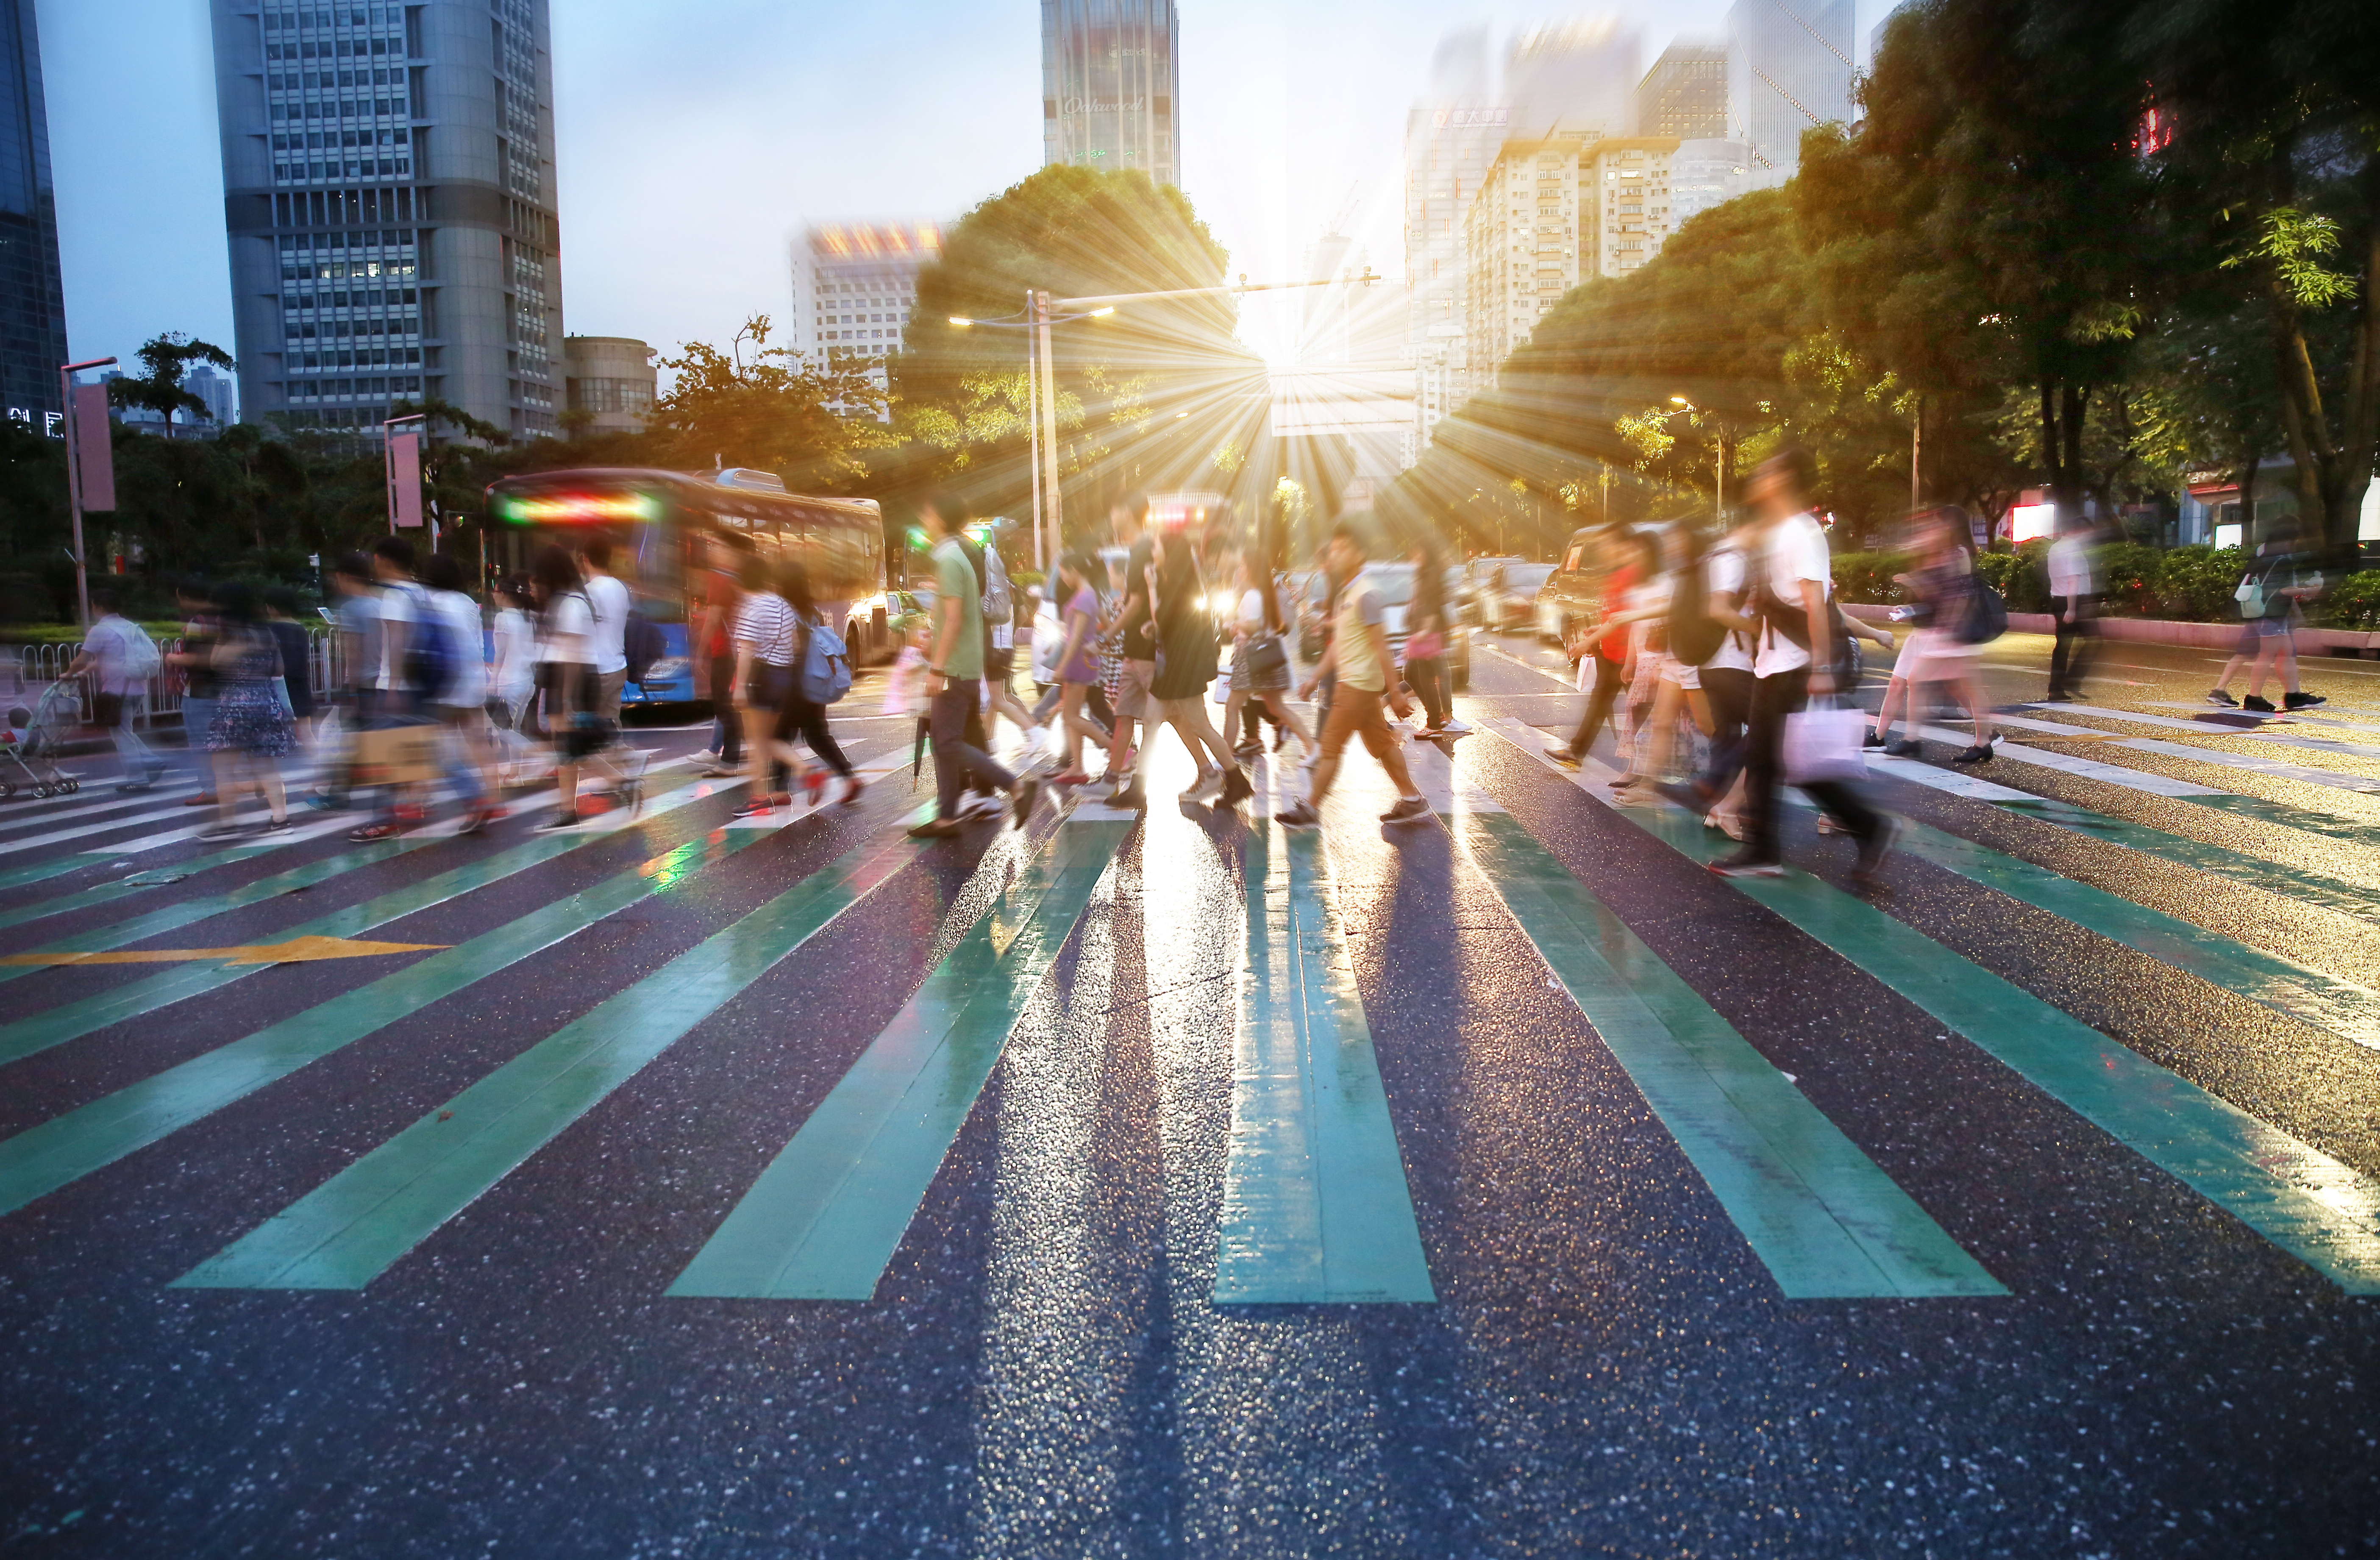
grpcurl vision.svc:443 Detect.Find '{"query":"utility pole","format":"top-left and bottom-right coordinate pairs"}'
top-left (1911, 395), bottom-right (1923, 511)
top-left (1024, 289), bottom-right (1044, 575)
top-left (60, 356), bottom-right (118, 630)
top-left (1035, 289), bottom-right (1063, 571)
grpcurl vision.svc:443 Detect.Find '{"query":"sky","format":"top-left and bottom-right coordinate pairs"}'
top-left (41, 0), bottom-right (1892, 392)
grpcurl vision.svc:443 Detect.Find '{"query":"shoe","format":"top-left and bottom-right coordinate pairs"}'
top-left (252, 816), bottom-right (293, 835)
top-left (1010, 775), bottom-right (1041, 828)
top-left (1713, 813), bottom-right (1747, 842)
top-left (1882, 738), bottom-right (1923, 758)
top-left (732, 798), bottom-right (776, 819)
top-left (348, 821), bottom-right (409, 841)
top-left (907, 816), bottom-right (964, 839)
top-left (2242, 695), bottom-right (2276, 713)
top-left (1951, 742), bottom-right (1994, 766)
top-left (2041, 690), bottom-right (2074, 703)
top-left (838, 776), bottom-right (865, 805)
top-left (1381, 794), bottom-right (1433, 825)
top-left (1852, 817), bottom-right (1902, 887)
top-left (1274, 799), bottom-right (1321, 829)
top-left (1179, 766), bottom-right (1221, 800)
top-left (1415, 724), bottom-right (1446, 742)
top-left (768, 792), bottom-right (796, 809)
top-left (1108, 784), bottom-right (1147, 811)
top-left (2284, 691), bottom-right (2326, 709)
top-left (1050, 770), bottom-right (1092, 787)
top-left (306, 793), bottom-right (348, 811)
top-left (1217, 767), bottom-right (1254, 807)
top-left (1439, 718), bottom-right (1471, 735)
top-left (959, 792), bottom-right (1005, 819)
top-left (186, 793), bottom-right (218, 807)
top-left (1233, 740), bottom-right (1262, 759)
top-left (803, 771), bottom-right (828, 805)
top-left (1545, 744), bottom-right (1583, 769)
top-left (1708, 852), bottom-right (1785, 878)
top-left (195, 821), bottom-right (245, 839)
top-left (536, 810), bottom-right (579, 831)
top-left (456, 805), bottom-right (501, 836)
top-left (2206, 688), bottom-right (2239, 707)
top-left (1862, 726), bottom-right (1885, 749)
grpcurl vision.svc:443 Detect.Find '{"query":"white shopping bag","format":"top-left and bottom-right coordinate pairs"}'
top-left (1783, 697), bottom-right (1868, 785)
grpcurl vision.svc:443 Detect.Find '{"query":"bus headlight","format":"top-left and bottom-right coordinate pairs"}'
top-left (640, 657), bottom-right (689, 685)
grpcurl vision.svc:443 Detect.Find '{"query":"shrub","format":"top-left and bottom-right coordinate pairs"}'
top-left (1832, 550), bottom-right (1911, 605)
top-left (2320, 569), bottom-right (2380, 631)
top-left (1976, 540), bottom-right (2053, 614)
top-left (2157, 544), bottom-right (2247, 622)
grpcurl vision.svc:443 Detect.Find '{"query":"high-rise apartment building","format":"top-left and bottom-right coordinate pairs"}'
top-left (1505, 17), bottom-right (1639, 141)
top-left (1403, 29), bottom-right (1502, 458)
top-left (792, 221), bottom-right (943, 414)
top-left (210, 0), bottom-right (565, 440)
top-left (1638, 41), bottom-right (1727, 139)
top-left (1041, 0), bottom-right (1180, 188)
top-left (1725, 0), bottom-right (1855, 171)
top-left (1460, 135), bottom-right (1585, 389)
top-left (0, 0), bottom-right (67, 430)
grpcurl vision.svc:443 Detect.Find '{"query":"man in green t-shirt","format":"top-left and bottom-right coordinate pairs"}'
top-left (912, 493), bottom-right (1039, 838)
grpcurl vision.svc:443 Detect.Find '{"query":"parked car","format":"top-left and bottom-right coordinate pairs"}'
top-left (1456, 556), bottom-right (1524, 626)
top-left (1358, 562), bottom-right (1472, 691)
top-left (1533, 528), bottom-right (1604, 646)
top-left (1484, 562), bottom-right (1555, 632)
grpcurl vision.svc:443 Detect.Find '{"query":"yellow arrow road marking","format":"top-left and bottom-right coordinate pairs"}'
top-left (0, 935), bottom-right (448, 968)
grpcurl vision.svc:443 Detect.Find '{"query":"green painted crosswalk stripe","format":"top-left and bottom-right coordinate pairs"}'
top-left (1214, 825), bottom-right (1435, 1304)
top-left (1457, 812), bottom-right (2002, 1298)
top-left (2191, 791), bottom-right (2380, 850)
top-left (0, 780), bottom-right (738, 1070)
top-left (669, 819), bottom-right (1132, 1302)
top-left (176, 808), bottom-right (934, 1292)
top-left (0, 827), bottom-right (770, 1218)
top-left (0, 838), bottom-right (290, 936)
top-left (1488, 729), bottom-right (2380, 1293)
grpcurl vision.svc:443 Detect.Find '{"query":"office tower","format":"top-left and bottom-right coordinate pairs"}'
top-left (1638, 41), bottom-right (1727, 139)
top-left (1505, 17), bottom-right (1640, 142)
top-left (209, 0), bottom-right (564, 440)
top-left (792, 221), bottom-right (943, 415)
top-left (186, 362), bottom-right (239, 425)
top-left (1403, 28), bottom-right (1502, 454)
top-left (0, 0), bottom-right (67, 431)
top-left (1042, 0), bottom-right (1180, 189)
top-left (1460, 134), bottom-right (1586, 388)
top-left (1726, 0), bottom-right (1855, 171)
top-left (562, 336), bottom-right (652, 434)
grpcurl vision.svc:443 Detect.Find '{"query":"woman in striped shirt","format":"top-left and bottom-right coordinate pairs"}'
top-left (730, 556), bottom-right (808, 816)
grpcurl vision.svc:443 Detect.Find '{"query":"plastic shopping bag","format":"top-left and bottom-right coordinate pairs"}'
top-left (1782, 697), bottom-right (1868, 786)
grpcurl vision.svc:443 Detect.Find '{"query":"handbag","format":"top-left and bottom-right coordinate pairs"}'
top-left (1955, 573), bottom-right (2008, 645)
top-left (1783, 696), bottom-right (1869, 785)
top-left (1404, 630), bottom-right (1444, 662)
top-left (1242, 633), bottom-right (1289, 679)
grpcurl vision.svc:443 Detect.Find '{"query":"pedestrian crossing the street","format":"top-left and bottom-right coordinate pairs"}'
top-left (4, 687), bottom-right (2380, 1315)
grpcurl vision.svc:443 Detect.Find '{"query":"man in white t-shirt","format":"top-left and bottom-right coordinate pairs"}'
top-left (1710, 448), bottom-right (1893, 883)
top-left (581, 538), bottom-right (631, 722)
top-left (67, 585), bottom-right (165, 790)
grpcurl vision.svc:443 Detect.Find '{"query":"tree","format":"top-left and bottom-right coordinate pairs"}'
top-left (106, 333), bottom-right (236, 422)
top-left (644, 314), bottom-right (889, 488)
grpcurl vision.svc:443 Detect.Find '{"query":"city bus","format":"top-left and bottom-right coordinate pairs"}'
top-left (481, 467), bottom-right (890, 710)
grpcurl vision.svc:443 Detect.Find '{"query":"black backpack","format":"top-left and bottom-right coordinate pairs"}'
top-left (623, 611), bottom-right (667, 684)
top-left (1667, 545), bottom-right (1725, 667)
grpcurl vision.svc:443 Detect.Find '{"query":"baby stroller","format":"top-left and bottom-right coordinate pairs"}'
top-left (1, 682), bottom-right (84, 799)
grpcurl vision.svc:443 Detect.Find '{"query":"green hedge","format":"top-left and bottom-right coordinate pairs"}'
top-left (1828, 539), bottom-right (2380, 627)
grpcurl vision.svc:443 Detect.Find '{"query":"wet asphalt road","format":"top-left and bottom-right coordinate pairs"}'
top-left (1, 629), bottom-right (2378, 1558)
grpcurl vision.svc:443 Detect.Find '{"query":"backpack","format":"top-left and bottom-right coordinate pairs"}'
top-left (400, 587), bottom-right (459, 698)
top-left (798, 616), bottom-right (852, 705)
top-left (1666, 546), bottom-right (1725, 667)
top-left (1955, 571), bottom-right (2008, 644)
top-left (979, 544), bottom-right (1015, 627)
top-left (117, 622), bottom-right (162, 683)
top-left (623, 611), bottom-right (667, 684)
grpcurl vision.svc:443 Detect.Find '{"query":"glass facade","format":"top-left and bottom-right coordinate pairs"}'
top-left (1725, 0), bottom-right (1855, 171)
top-left (0, 0), bottom-right (66, 428)
top-left (1041, 0), bottom-right (1179, 188)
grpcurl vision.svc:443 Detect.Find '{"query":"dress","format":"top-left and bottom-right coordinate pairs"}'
top-left (206, 627), bottom-right (297, 757)
top-left (1150, 556), bottom-right (1218, 702)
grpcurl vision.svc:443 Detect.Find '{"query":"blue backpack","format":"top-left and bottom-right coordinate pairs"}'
top-left (402, 588), bottom-right (461, 699)
top-left (799, 617), bottom-right (852, 705)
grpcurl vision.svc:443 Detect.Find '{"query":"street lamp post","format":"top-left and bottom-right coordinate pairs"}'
top-left (59, 356), bottom-right (117, 629)
top-left (1034, 289), bottom-right (1063, 575)
top-left (1671, 396), bottom-right (1728, 531)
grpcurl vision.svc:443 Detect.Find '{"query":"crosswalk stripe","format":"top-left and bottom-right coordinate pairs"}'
top-left (0, 836), bottom-right (305, 936)
top-left (1214, 823), bottom-right (1436, 1304)
top-left (669, 819), bottom-right (1132, 1301)
top-left (1868, 755), bottom-right (2380, 925)
top-left (0, 792), bottom-right (237, 855)
top-left (1454, 811), bottom-right (2003, 1298)
top-left (0, 778), bottom-right (741, 1068)
top-left (0, 854), bottom-right (121, 893)
top-left (1984, 711), bottom-right (2380, 795)
top-left (1482, 720), bottom-right (2380, 1293)
top-left (178, 807), bottom-right (937, 1291)
top-left (0, 780), bottom-right (200, 840)
top-left (0, 826), bottom-right (775, 1218)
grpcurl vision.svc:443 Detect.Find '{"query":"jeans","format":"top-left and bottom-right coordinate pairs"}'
top-left (1691, 666), bottom-right (1755, 798)
top-left (1566, 657), bottom-right (1625, 756)
top-left (93, 692), bottom-right (157, 780)
top-left (929, 682), bottom-right (1014, 819)
top-left (181, 696), bottom-right (217, 783)
top-left (1743, 666), bottom-right (1881, 864)
top-left (1407, 655), bottom-right (1451, 727)
top-left (2049, 594), bottom-right (2097, 693)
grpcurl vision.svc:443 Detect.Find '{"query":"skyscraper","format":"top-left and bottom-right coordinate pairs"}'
top-left (792, 220), bottom-right (943, 417)
top-left (1638, 41), bottom-right (1727, 140)
top-left (1042, 0), bottom-right (1180, 188)
top-left (1505, 17), bottom-right (1640, 142)
top-left (1403, 29), bottom-right (1503, 455)
top-left (0, 0), bottom-right (67, 430)
top-left (209, 0), bottom-right (565, 440)
top-left (1726, 0), bottom-right (1855, 171)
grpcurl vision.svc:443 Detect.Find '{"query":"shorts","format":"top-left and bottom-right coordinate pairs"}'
top-left (2248, 616), bottom-right (2293, 641)
top-left (1658, 654), bottom-right (1701, 691)
top-left (987, 646), bottom-right (1015, 682)
top-left (743, 663), bottom-right (794, 709)
top-left (1114, 658), bottom-right (1156, 721)
top-left (595, 667), bottom-right (625, 721)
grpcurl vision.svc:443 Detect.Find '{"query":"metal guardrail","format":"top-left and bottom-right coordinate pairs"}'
top-left (7, 629), bottom-right (343, 730)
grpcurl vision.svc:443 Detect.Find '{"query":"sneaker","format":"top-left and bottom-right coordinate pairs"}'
top-left (1381, 794), bottom-right (1433, 826)
top-left (186, 793), bottom-right (219, 807)
top-left (251, 815), bottom-right (294, 835)
top-left (348, 821), bottom-right (409, 841)
top-left (2206, 688), bottom-right (2239, 707)
top-left (838, 776), bottom-right (866, 806)
top-left (1274, 799), bottom-right (1321, 829)
top-left (732, 798), bottom-right (777, 819)
top-left (1216, 767), bottom-right (1254, 808)
top-left (536, 811), bottom-right (580, 831)
top-left (1862, 726), bottom-right (1885, 749)
top-left (1178, 766), bottom-right (1219, 800)
top-left (1708, 852), bottom-right (1785, 878)
top-left (1439, 718), bottom-right (1471, 735)
top-left (1951, 742), bottom-right (1995, 766)
top-left (959, 791), bottom-right (1005, 819)
top-left (2284, 691), bottom-right (2327, 709)
top-left (2242, 694), bottom-right (2276, 713)
top-left (1010, 775), bottom-right (1041, 828)
top-left (907, 816), bottom-right (964, 839)
top-left (2041, 690), bottom-right (2074, 703)
top-left (1852, 817), bottom-right (1902, 886)
top-left (1882, 738), bottom-right (1923, 758)
top-left (1233, 739), bottom-right (1262, 760)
